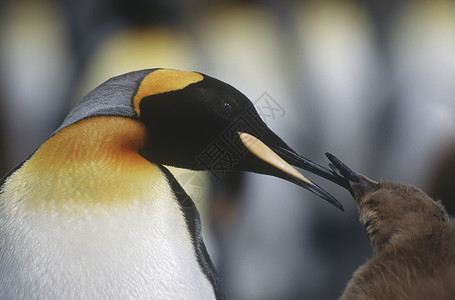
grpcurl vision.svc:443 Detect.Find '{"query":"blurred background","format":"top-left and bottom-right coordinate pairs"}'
top-left (1, 0), bottom-right (455, 299)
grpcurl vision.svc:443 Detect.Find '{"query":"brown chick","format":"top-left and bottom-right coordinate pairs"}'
top-left (326, 153), bottom-right (455, 300)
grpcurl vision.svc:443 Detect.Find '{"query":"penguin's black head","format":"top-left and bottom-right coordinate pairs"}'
top-left (61, 69), bottom-right (346, 210)
top-left (137, 71), bottom-right (262, 168)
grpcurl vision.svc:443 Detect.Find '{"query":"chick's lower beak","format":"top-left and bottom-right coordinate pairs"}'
top-left (239, 132), bottom-right (344, 211)
top-left (325, 152), bottom-right (379, 200)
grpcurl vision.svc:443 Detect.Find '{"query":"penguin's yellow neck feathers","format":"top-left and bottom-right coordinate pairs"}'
top-left (3, 116), bottom-right (164, 212)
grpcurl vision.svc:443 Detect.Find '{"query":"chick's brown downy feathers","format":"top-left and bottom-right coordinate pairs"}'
top-left (326, 153), bottom-right (455, 300)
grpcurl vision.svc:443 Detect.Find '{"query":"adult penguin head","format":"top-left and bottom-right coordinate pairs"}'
top-left (59, 68), bottom-right (346, 210)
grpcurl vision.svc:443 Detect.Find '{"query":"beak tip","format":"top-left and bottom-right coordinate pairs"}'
top-left (328, 195), bottom-right (345, 212)
top-left (325, 152), bottom-right (361, 184)
top-left (305, 181), bottom-right (344, 211)
top-left (325, 195), bottom-right (345, 211)
top-left (338, 203), bottom-right (345, 212)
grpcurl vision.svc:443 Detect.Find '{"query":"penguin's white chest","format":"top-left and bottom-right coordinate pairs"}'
top-left (0, 187), bottom-right (215, 299)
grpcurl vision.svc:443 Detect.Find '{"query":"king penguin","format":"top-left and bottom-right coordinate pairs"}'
top-left (0, 69), bottom-right (346, 299)
top-left (326, 153), bottom-right (455, 300)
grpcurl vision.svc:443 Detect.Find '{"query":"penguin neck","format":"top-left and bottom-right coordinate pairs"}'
top-left (7, 116), bottom-right (164, 212)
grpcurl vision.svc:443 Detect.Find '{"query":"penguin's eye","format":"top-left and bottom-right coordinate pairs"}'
top-left (223, 101), bottom-right (234, 114)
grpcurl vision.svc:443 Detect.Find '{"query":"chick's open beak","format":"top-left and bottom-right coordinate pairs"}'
top-left (239, 132), bottom-right (344, 211)
top-left (325, 152), bottom-right (379, 200)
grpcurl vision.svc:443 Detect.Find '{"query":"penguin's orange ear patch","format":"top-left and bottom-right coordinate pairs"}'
top-left (133, 69), bottom-right (203, 116)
